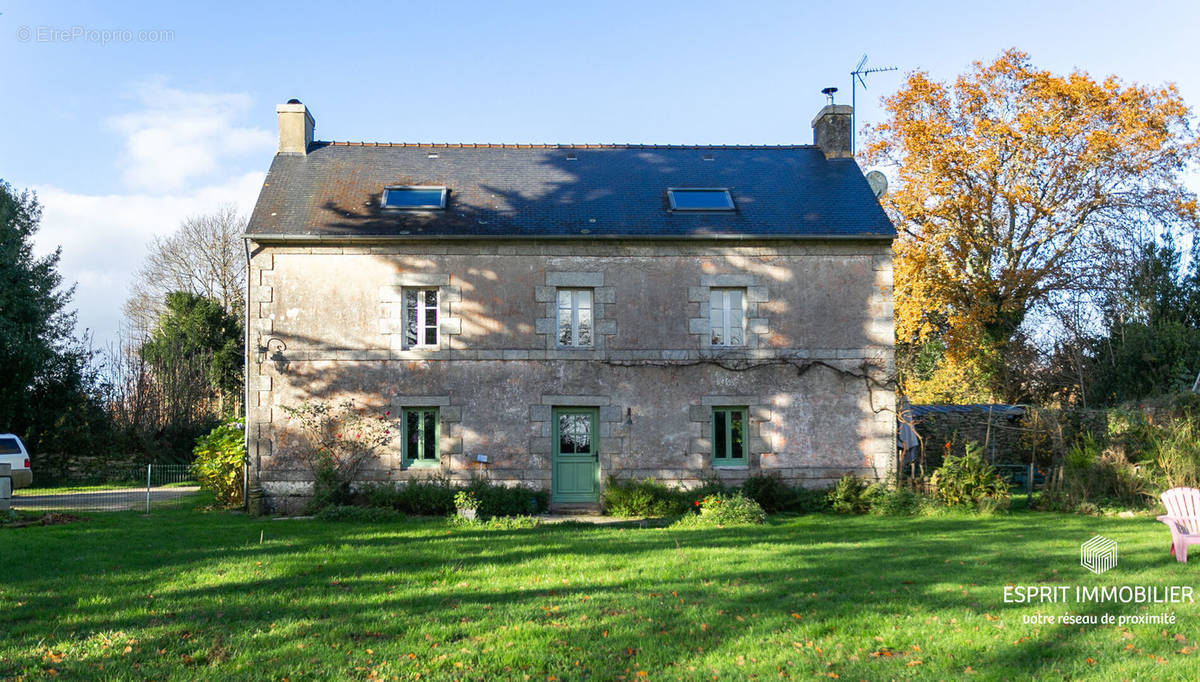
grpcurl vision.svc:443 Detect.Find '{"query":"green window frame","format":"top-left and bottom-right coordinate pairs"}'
top-left (712, 407), bottom-right (748, 467)
top-left (403, 407), bottom-right (439, 465)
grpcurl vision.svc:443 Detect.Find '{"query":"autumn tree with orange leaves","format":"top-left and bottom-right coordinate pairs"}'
top-left (865, 49), bottom-right (1200, 403)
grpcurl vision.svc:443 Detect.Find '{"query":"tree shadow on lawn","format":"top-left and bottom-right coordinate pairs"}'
top-left (5, 512), bottom-right (1195, 678)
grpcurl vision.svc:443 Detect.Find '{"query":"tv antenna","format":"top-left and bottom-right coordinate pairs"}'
top-left (850, 54), bottom-right (898, 155)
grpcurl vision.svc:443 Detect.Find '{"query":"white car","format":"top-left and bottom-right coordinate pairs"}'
top-left (0, 434), bottom-right (33, 489)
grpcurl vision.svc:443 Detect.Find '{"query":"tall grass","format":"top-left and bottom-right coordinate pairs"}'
top-left (1155, 418), bottom-right (1200, 489)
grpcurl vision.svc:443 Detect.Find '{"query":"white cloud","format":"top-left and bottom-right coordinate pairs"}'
top-left (108, 82), bottom-right (275, 193)
top-left (31, 172), bottom-right (266, 349)
top-left (22, 83), bottom-right (276, 350)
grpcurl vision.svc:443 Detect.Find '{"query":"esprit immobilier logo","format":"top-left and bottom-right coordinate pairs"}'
top-left (1081, 535), bottom-right (1118, 574)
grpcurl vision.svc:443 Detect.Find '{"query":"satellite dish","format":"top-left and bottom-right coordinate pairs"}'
top-left (866, 171), bottom-right (888, 199)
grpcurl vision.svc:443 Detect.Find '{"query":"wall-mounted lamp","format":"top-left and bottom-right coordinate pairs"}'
top-left (625, 407), bottom-right (633, 426)
top-left (256, 338), bottom-right (289, 373)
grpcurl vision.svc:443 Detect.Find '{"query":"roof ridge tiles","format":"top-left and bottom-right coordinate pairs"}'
top-left (319, 141), bottom-right (817, 150)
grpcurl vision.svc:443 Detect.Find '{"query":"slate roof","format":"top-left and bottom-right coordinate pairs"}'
top-left (246, 142), bottom-right (895, 240)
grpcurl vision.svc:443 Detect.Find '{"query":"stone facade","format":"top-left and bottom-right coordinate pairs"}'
top-left (246, 239), bottom-right (896, 512)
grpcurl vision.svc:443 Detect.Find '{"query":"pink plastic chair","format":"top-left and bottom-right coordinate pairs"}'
top-left (1157, 487), bottom-right (1200, 562)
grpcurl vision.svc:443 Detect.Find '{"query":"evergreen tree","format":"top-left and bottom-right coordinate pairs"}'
top-left (141, 291), bottom-right (242, 415)
top-left (1089, 241), bottom-right (1200, 403)
top-left (0, 180), bottom-right (109, 476)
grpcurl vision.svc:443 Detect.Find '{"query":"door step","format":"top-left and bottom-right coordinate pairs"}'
top-left (549, 502), bottom-right (603, 515)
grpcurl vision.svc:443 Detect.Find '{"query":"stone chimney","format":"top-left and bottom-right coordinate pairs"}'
top-left (276, 99), bottom-right (314, 155)
top-left (812, 103), bottom-right (853, 159)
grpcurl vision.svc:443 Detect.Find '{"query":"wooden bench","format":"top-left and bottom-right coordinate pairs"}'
top-left (1157, 487), bottom-right (1200, 562)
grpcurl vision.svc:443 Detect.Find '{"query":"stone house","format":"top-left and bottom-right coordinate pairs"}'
top-left (244, 99), bottom-right (896, 513)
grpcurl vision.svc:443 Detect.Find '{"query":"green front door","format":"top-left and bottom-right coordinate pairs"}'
top-left (552, 408), bottom-right (599, 503)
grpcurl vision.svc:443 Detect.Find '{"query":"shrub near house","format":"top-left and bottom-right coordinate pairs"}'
top-left (930, 443), bottom-right (1011, 511)
top-left (191, 420), bottom-right (244, 506)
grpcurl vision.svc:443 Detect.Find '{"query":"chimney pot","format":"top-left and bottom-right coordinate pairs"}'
top-left (812, 104), bottom-right (853, 159)
top-left (276, 101), bottom-right (315, 155)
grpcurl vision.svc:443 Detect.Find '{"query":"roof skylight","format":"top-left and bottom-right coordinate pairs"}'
top-left (381, 186), bottom-right (447, 210)
top-left (667, 188), bottom-right (735, 211)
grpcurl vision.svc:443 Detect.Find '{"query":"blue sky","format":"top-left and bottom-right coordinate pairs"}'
top-left (2, 0), bottom-right (1199, 347)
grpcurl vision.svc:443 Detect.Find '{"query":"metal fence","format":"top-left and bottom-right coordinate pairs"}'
top-left (993, 463), bottom-right (1046, 491)
top-left (10, 464), bottom-right (200, 513)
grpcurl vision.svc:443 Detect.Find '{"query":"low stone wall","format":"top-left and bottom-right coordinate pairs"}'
top-left (1, 463), bottom-right (11, 512)
top-left (910, 407), bottom-right (1110, 470)
top-left (912, 410), bottom-right (1026, 468)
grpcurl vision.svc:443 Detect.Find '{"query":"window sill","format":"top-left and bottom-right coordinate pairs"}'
top-left (403, 461), bottom-right (441, 468)
top-left (712, 464), bottom-right (748, 469)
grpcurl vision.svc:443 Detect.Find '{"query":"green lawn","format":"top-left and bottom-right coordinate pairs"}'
top-left (3, 497), bottom-right (1200, 680)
